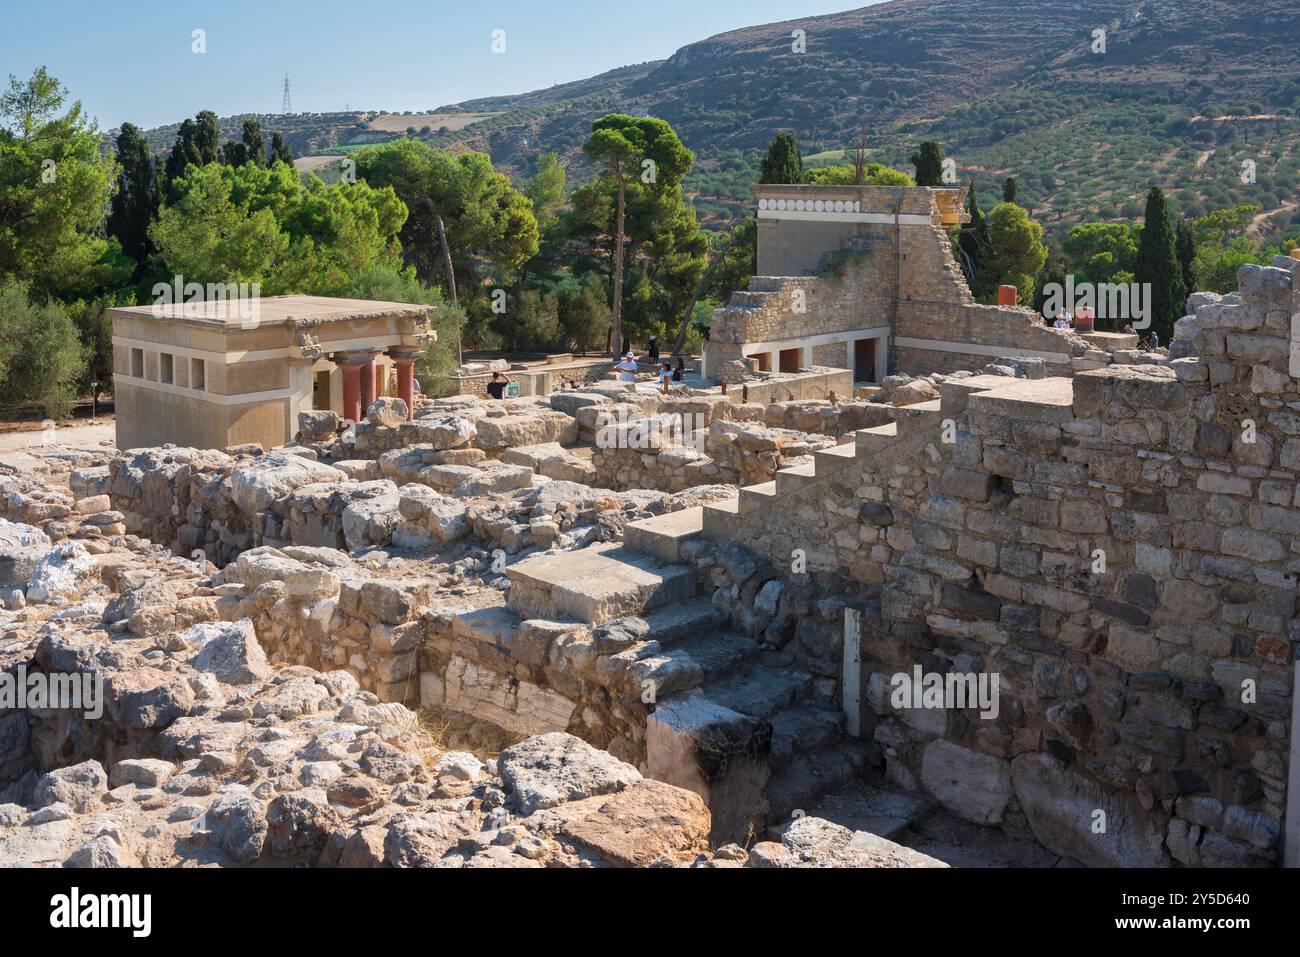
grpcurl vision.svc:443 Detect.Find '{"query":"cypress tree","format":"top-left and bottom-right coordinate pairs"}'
top-left (759, 132), bottom-right (804, 184)
top-left (1002, 177), bottom-right (1018, 203)
top-left (270, 131), bottom-right (293, 164)
top-left (1134, 187), bottom-right (1186, 340)
top-left (106, 122), bottom-right (158, 273)
top-left (242, 119), bottom-right (265, 167)
top-left (1175, 218), bottom-right (1196, 297)
top-left (958, 181), bottom-right (992, 290)
top-left (910, 141), bottom-right (943, 187)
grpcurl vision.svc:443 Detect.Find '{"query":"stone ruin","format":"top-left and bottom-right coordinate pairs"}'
top-left (1, 258), bottom-right (1298, 868)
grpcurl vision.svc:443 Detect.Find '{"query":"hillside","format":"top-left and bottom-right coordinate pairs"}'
top-left (142, 0), bottom-right (1300, 240)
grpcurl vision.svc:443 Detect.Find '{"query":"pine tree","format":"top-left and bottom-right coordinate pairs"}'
top-left (910, 141), bottom-right (943, 187)
top-left (1002, 177), bottom-right (1018, 203)
top-left (1134, 187), bottom-right (1186, 340)
top-left (759, 132), bottom-right (804, 184)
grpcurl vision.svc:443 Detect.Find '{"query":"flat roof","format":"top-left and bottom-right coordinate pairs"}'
top-left (109, 294), bottom-right (432, 328)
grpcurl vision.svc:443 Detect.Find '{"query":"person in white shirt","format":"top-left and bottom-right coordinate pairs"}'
top-left (615, 352), bottom-right (638, 383)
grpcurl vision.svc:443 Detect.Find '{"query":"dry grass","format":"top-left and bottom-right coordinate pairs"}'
top-left (366, 111), bottom-right (498, 133)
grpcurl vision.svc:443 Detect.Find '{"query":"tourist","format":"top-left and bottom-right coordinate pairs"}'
top-left (672, 355), bottom-right (685, 382)
top-left (486, 371), bottom-right (510, 400)
top-left (647, 335), bottom-right (660, 362)
top-left (1149, 331), bottom-right (1161, 350)
top-left (615, 351), bottom-right (638, 383)
top-left (658, 362), bottom-right (673, 393)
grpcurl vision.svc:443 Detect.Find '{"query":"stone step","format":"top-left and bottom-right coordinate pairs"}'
top-left (702, 662), bottom-right (814, 720)
top-left (700, 497), bottom-right (739, 540)
top-left (964, 376), bottom-right (1075, 424)
top-left (767, 706), bottom-right (845, 772)
top-left (728, 290), bottom-right (778, 308)
top-left (506, 542), bottom-right (697, 625)
top-left (738, 480), bottom-right (778, 510)
top-left (623, 506), bottom-right (703, 562)
top-left (812, 442), bottom-right (858, 477)
top-left (764, 739), bottom-right (876, 823)
top-left (773, 461), bottom-right (818, 496)
top-left (854, 422), bottom-right (900, 454)
top-left (642, 598), bottom-right (727, 645)
top-left (748, 276), bottom-right (795, 292)
top-left (671, 630), bottom-right (760, 682)
top-left (645, 690), bottom-right (773, 845)
top-left (886, 398), bottom-right (943, 432)
top-left (797, 778), bottom-right (936, 843)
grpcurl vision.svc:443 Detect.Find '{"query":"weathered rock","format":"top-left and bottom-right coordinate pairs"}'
top-left (497, 732), bottom-right (641, 815)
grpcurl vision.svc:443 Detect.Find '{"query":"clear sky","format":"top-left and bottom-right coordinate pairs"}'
top-left (2, 0), bottom-right (877, 130)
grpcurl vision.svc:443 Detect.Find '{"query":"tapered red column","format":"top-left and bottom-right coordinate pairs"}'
top-left (389, 348), bottom-right (421, 419)
top-left (359, 351), bottom-right (378, 417)
top-left (340, 361), bottom-right (362, 423)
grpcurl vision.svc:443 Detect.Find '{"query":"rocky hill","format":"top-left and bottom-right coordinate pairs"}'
top-left (142, 0), bottom-right (1300, 238)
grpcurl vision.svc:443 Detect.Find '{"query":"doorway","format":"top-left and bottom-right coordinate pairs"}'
top-left (854, 338), bottom-right (879, 382)
top-left (313, 370), bottom-right (332, 410)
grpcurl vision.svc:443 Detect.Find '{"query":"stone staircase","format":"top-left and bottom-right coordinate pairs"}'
top-left (696, 395), bottom-right (947, 545)
top-left (503, 538), bottom-right (876, 844)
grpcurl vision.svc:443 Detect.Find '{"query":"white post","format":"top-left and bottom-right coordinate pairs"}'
top-left (843, 607), bottom-right (862, 737)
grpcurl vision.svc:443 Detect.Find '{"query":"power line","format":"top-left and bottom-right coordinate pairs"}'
top-left (281, 74), bottom-right (292, 114)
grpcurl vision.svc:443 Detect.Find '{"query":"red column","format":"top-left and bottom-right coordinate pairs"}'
top-left (340, 362), bottom-right (362, 424)
top-left (359, 352), bottom-right (377, 417)
top-left (394, 358), bottom-right (416, 417)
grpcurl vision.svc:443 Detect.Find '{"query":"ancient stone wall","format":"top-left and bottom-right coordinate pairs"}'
top-left (698, 261), bottom-right (1299, 866)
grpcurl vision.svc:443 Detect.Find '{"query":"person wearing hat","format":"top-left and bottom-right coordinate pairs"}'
top-left (615, 352), bottom-right (639, 383)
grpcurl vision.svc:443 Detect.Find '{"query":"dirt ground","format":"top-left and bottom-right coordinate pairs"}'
top-left (0, 419), bottom-right (117, 472)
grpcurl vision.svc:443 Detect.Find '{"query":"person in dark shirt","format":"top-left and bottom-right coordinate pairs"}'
top-left (486, 371), bottom-right (509, 400)
top-left (672, 355), bottom-right (685, 382)
top-left (647, 336), bottom-right (660, 362)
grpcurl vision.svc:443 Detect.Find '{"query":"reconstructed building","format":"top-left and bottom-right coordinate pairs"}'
top-left (110, 295), bottom-right (434, 452)
top-left (703, 184), bottom-right (1134, 383)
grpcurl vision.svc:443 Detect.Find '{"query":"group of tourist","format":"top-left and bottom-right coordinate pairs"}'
top-left (481, 341), bottom-right (690, 402)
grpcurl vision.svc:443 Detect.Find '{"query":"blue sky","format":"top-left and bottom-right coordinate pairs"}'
top-left (2, 0), bottom-right (875, 130)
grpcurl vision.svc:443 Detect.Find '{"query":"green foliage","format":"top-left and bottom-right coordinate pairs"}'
top-left (556, 277), bottom-right (612, 353)
top-left (242, 120), bottom-right (265, 167)
top-left (343, 262), bottom-right (465, 397)
top-left (0, 283), bottom-right (86, 418)
top-left (576, 114), bottom-right (708, 346)
top-left (980, 202), bottom-right (1049, 304)
top-left (107, 122), bottom-right (160, 273)
top-left (164, 110), bottom-right (220, 189)
top-left (1062, 222), bottom-right (1139, 285)
top-left (760, 132), bottom-right (804, 184)
top-left (804, 163), bottom-right (913, 186)
top-left (149, 161), bottom-right (407, 295)
top-left (1175, 219), bottom-right (1196, 294)
top-left (0, 68), bottom-right (131, 302)
top-left (496, 287), bottom-right (561, 351)
top-left (270, 132), bottom-right (292, 165)
top-left (353, 139), bottom-right (539, 320)
top-left (1002, 177), bottom-right (1017, 203)
top-left (910, 141), bottom-right (944, 187)
top-left (523, 152), bottom-right (566, 233)
top-left (958, 182), bottom-right (992, 292)
top-left (1133, 187), bottom-right (1186, 339)
top-left (700, 216), bottom-right (757, 303)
